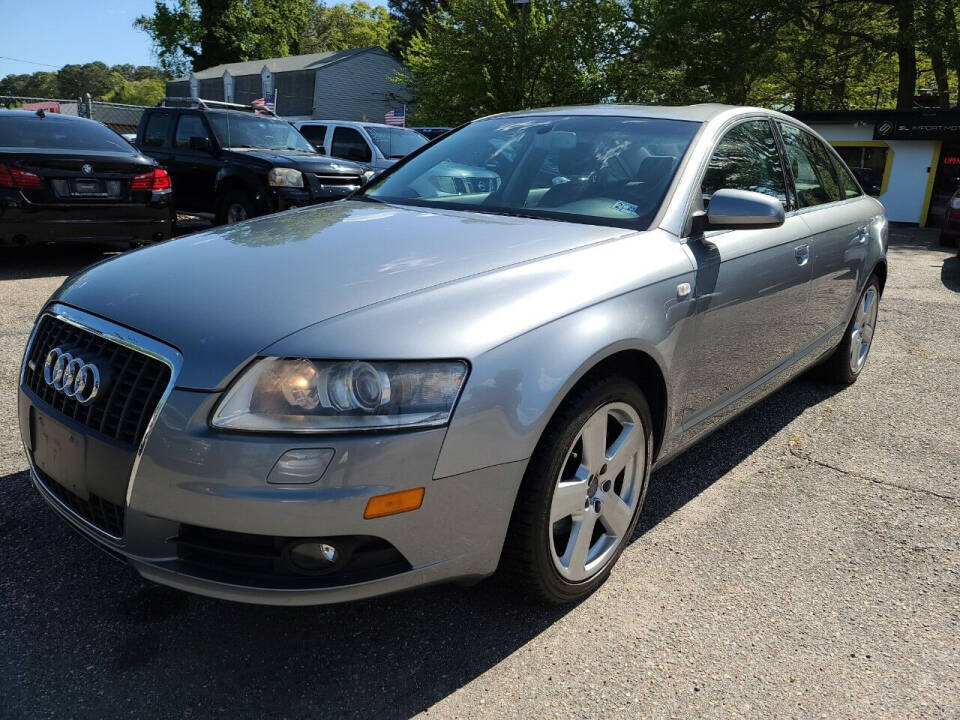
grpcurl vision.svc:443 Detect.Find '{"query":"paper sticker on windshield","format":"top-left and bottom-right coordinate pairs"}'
top-left (611, 200), bottom-right (638, 215)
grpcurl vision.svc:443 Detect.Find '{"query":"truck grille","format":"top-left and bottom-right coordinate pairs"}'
top-left (24, 315), bottom-right (171, 449)
top-left (313, 173), bottom-right (362, 186)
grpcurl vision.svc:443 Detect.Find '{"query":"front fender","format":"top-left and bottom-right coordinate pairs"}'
top-left (433, 273), bottom-right (699, 479)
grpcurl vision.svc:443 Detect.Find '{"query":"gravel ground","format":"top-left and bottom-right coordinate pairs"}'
top-left (0, 228), bottom-right (958, 719)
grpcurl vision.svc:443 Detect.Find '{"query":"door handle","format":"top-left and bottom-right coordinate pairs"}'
top-left (794, 244), bottom-right (810, 266)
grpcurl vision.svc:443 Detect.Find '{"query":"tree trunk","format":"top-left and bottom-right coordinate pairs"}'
top-left (931, 50), bottom-right (950, 107)
top-left (894, 0), bottom-right (917, 109)
top-left (944, 0), bottom-right (960, 104)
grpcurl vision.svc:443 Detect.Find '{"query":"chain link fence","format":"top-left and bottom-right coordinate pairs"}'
top-left (0, 93), bottom-right (147, 136)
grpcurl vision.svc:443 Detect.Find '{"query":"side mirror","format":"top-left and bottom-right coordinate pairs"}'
top-left (695, 188), bottom-right (785, 233)
top-left (189, 135), bottom-right (214, 153)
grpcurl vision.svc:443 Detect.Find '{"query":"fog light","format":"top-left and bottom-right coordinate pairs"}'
top-left (363, 487), bottom-right (425, 519)
top-left (289, 541), bottom-right (338, 571)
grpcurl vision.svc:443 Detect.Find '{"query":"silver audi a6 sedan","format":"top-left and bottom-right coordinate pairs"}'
top-left (18, 104), bottom-right (887, 605)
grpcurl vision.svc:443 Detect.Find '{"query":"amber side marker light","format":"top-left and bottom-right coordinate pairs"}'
top-left (364, 488), bottom-right (425, 519)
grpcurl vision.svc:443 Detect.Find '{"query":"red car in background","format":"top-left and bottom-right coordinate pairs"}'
top-left (942, 188), bottom-right (960, 249)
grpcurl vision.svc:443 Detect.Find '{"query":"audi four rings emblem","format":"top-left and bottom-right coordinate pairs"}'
top-left (42, 347), bottom-right (101, 404)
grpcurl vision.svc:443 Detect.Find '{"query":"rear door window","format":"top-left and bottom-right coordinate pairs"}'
top-left (778, 123), bottom-right (844, 207)
top-left (331, 126), bottom-right (372, 163)
top-left (142, 112), bottom-right (170, 148)
top-left (829, 153), bottom-right (863, 199)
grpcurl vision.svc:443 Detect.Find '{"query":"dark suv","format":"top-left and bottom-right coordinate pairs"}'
top-left (136, 99), bottom-right (369, 224)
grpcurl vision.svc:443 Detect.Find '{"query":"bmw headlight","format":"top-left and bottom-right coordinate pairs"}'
top-left (268, 168), bottom-right (304, 188)
top-left (211, 358), bottom-right (468, 432)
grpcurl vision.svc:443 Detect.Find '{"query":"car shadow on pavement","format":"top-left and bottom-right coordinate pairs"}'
top-left (941, 255), bottom-right (960, 293)
top-left (0, 245), bottom-right (119, 281)
top-left (1, 375), bottom-right (842, 719)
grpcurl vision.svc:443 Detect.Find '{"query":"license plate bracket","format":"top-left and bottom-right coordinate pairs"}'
top-left (31, 408), bottom-right (88, 499)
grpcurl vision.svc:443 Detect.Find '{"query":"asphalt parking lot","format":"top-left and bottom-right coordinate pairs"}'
top-left (1, 228), bottom-right (958, 719)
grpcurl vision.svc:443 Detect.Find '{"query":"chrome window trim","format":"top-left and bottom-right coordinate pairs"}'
top-left (20, 303), bottom-right (183, 543)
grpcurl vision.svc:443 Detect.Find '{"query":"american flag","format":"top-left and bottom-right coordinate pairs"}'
top-left (384, 106), bottom-right (406, 127)
top-left (251, 94), bottom-right (276, 113)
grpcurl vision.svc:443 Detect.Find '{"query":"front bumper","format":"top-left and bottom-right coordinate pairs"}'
top-left (266, 178), bottom-right (361, 213)
top-left (18, 306), bottom-right (524, 605)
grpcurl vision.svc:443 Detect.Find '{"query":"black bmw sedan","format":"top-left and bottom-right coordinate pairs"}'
top-left (0, 110), bottom-right (174, 247)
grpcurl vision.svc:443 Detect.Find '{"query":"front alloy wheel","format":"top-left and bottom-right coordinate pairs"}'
top-left (550, 402), bottom-right (645, 582)
top-left (502, 374), bottom-right (653, 603)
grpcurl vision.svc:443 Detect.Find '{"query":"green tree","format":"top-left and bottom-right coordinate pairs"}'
top-left (612, 0), bottom-right (793, 106)
top-left (401, 0), bottom-right (624, 125)
top-left (387, 0), bottom-right (446, 55)
top-left (0, 71), bottom-right (60, 98)
top-left (301, 2), bottom-right (399, 53)
top-left (57, 62), bottom-right (114, 99)
top-left (103, 73), bottom-right (168, 105)
top-left (134, 0), bottom-right (313, 75)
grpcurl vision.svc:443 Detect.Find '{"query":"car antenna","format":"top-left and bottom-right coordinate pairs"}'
top-left (36, 108), bottom-right (46, 118)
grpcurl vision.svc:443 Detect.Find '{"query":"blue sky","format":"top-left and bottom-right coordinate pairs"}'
top-left (0, 0), bottom-right (389, 78)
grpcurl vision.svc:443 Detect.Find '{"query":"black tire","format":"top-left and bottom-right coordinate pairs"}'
top-left (500, 374), bottom-right (653, 604)
top-left (821, 274), bottom-right (881, 384)
top-left (215, 189), bottom-right (257, 225)
top-left (940, 230), bottom-right (958, 248)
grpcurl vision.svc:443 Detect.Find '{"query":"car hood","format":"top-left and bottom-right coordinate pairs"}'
top-left (226, 148), bottom-right (364, 174)
top-left (51, 201), bottom-right (631, 389)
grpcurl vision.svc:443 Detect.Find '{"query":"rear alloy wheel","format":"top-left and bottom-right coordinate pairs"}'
top-left (822, 275), bottom-right (880, 384)
top-left (502, 374), bottom-right (653, 603)
top-left (216, 190), bottom-right (256, 225)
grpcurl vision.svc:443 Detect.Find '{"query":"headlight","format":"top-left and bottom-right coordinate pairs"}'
top-left (362, 169), bottom-right (377, 184)
top-left (951, 195), bottom-right (960, 210)
top-left (268, 168), bottom-right (304, 188)
top-left (211, 358), bottom-right (468, 432)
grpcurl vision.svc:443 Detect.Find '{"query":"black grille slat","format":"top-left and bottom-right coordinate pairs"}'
top-left (25, 315), bottom-right (171, 450)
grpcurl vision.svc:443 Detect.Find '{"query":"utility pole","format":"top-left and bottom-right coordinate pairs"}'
top-left (514, 0), bottom-right (530, 109)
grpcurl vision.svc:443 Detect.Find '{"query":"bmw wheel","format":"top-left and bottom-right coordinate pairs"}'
top-left (502, 374), bottom-right (653, 603)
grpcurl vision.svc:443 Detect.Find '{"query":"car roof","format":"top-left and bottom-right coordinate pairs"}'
top-left (482, 103), bottom-right (780, 123)
top-left (154, 106), bottom-right (286, 122)
top-left (305, 120), bottom-right (417, 129)
top-left (0, 109), bottom-right (98, 124)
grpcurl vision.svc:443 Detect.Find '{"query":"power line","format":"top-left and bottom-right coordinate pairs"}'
top-left (0, 55), bottom-right (59, 69)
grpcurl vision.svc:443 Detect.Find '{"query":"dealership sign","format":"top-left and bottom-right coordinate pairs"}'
top-left (874, 118), bottom-right (960, 140)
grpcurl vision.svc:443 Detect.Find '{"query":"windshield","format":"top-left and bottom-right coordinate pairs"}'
top-left (208, 113), bottom-right (315, 152)
top-left (363, 125), bottom-right (427, 158)
top-left (0, 115), bottom-right (132, 152)
top-left (364, 115), bottom-right (700, 228)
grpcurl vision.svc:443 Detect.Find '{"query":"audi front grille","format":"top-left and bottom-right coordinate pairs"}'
top-left (24, 314), bottom-right (171, 449)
